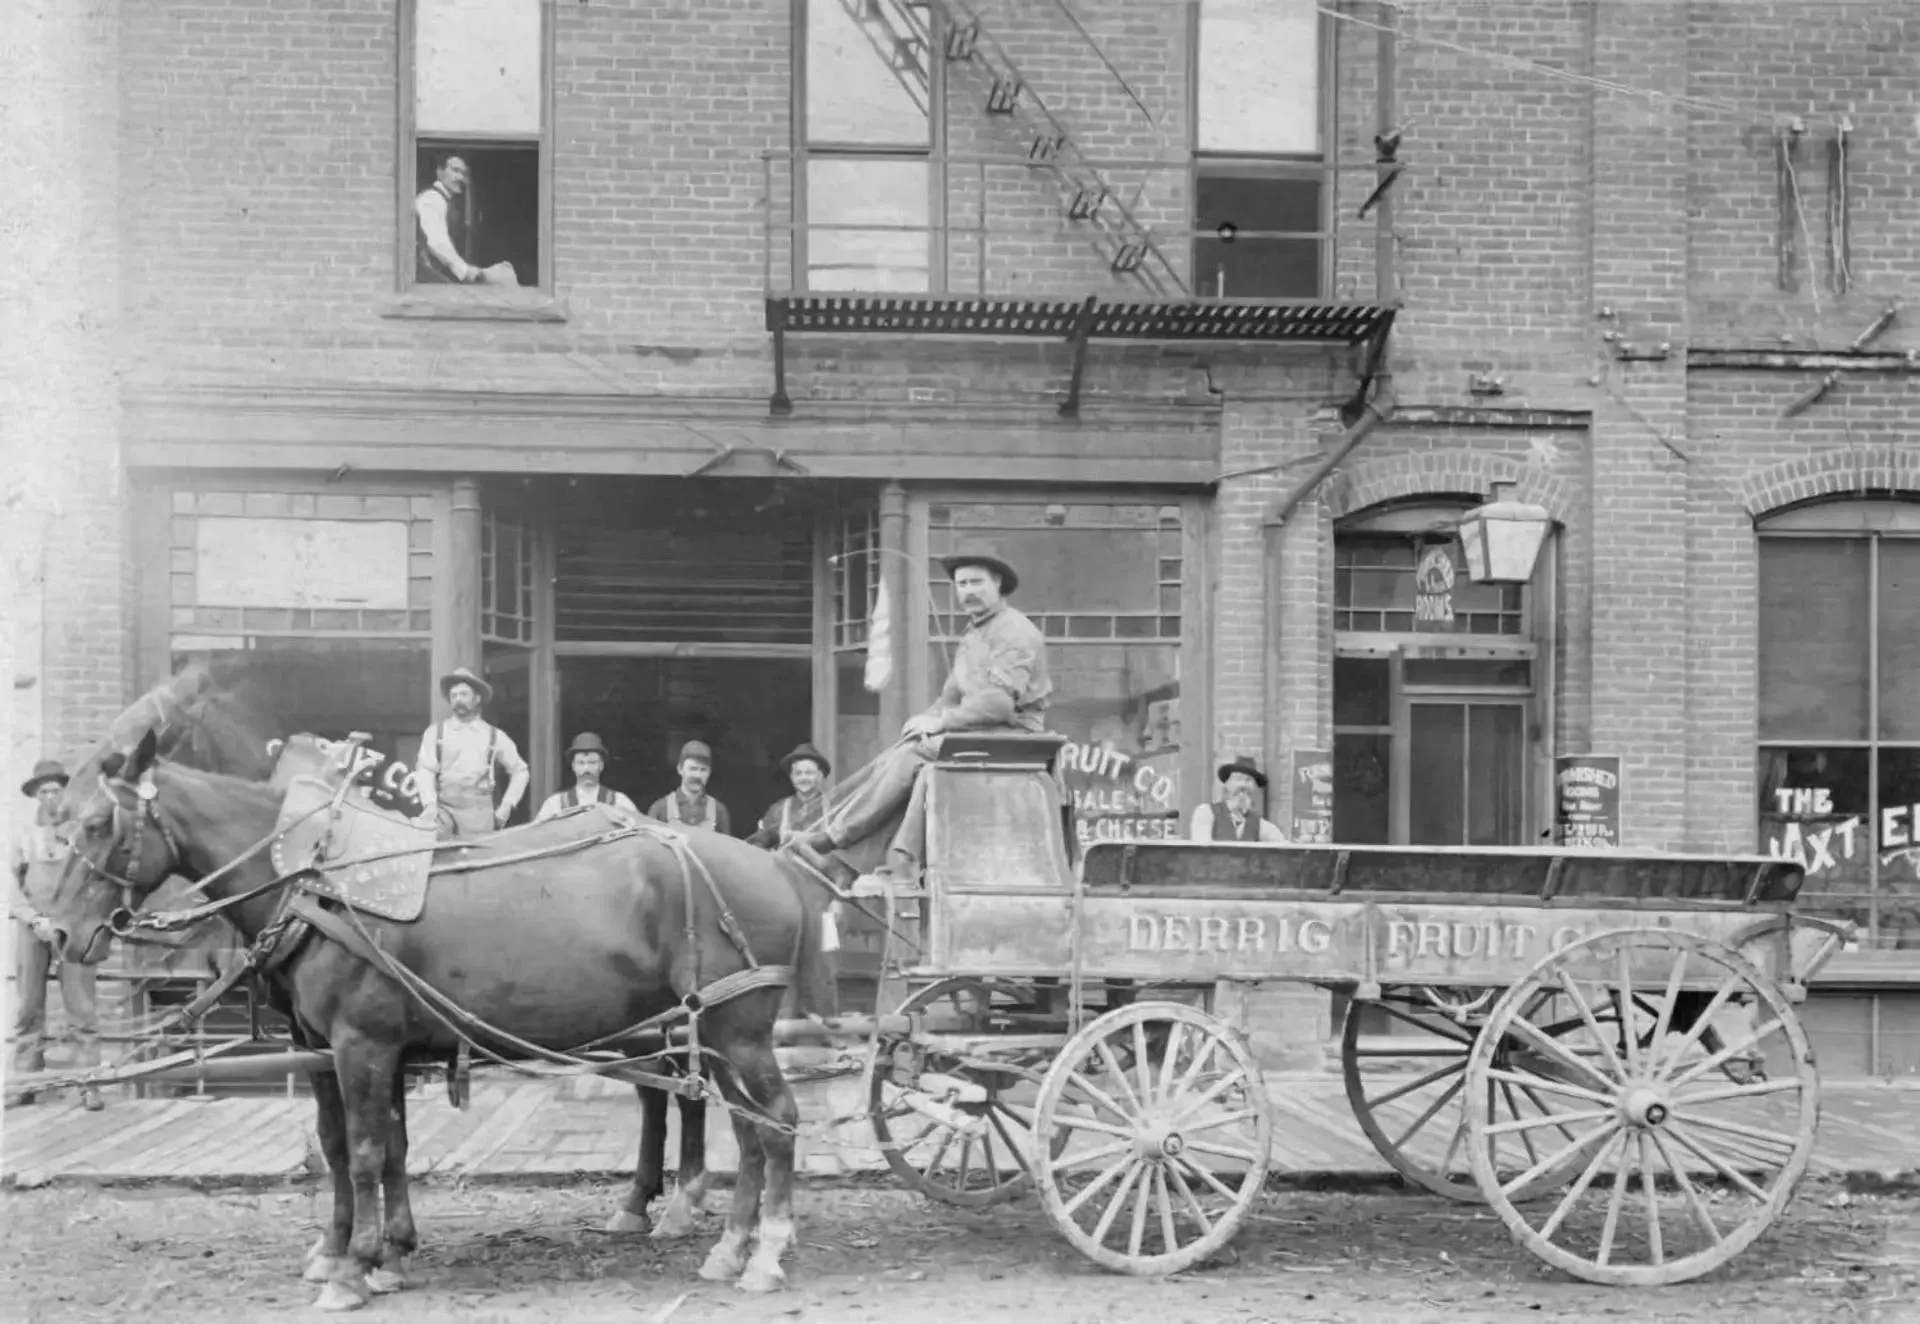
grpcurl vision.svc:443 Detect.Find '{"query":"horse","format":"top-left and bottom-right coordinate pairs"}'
top-left (264, 732), bottom-right (716, 1245)
top-left (49, 721), bottom-right (836, 1312)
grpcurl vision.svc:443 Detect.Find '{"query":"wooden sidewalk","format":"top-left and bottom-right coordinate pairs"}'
top-left (6, 1070), bottom-right (1919, 1190)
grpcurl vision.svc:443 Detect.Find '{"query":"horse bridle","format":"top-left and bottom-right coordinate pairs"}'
top-left (82, 771), bottom-right (183, 908)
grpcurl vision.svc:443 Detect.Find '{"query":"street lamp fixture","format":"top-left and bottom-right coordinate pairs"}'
top-left (1457, 480), bottom-right (1552, 585)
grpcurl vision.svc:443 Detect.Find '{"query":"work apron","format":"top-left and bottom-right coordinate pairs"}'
top-left (435, 723), bottom-right (498, 838)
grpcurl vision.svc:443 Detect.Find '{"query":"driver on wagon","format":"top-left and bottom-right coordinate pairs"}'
top-left (790, 547), bottom-right (1050, 890)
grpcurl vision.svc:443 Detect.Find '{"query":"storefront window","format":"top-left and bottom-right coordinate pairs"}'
top-left (1758, 504), bottom-right (1920, 951)
top-left (927, 501), bottom-right (1186, 846)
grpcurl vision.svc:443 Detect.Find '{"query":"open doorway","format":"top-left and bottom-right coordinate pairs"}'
top-left (556, 656), bottom-right (813, 832)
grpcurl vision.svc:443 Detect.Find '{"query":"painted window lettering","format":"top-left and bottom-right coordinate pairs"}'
top-left (1058, 739), bottom-right (1181, 848)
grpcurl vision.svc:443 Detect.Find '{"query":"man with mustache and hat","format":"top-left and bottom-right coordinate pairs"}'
top-left (8, 758), bottom-right (104, 1109)
top-left (414, 667), bottom-right (529, 838)
top-left (534, 732), bottom-right (640, 825)
top-left (790, 547), bottom-right (1050, 888)
top-left (648, 739), bottom-right (733, 836)
top-left (746, 742), bottom-right (832, 850)
top-left (1190, 756), bottom-right (1287, 843)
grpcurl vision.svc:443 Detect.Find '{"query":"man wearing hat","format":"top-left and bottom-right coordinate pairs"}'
top-left (648, 740), bottom-right (733, 836)
top-left (1190, 756), bottom-right (1287, 843)
top-left (746, 743), bottom-right (832, 850)
top-left (414, 667), bottom-right (530, 838)
top-left (791, 548), bottom-right (1050, 887)
top-left (9, 759), bottom-right (104, 1109)
top-left (535, 732), bottom-right (640, 825)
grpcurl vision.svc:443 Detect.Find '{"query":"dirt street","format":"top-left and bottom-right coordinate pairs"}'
top-left (3, 1179), bottom-right (1916, 1323)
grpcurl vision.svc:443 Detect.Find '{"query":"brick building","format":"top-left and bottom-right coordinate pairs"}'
top-left (11, 1), bottom-right (1919, 1075)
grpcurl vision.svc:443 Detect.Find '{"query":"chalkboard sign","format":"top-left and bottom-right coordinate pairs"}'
top-left (1291, 749), bottom-right (1334, 844)
top-left (1555, 754), bottom-right (1622, 849)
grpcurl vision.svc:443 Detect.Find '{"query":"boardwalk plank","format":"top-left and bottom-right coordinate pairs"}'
top-left (434, 1084), bottom-right (550, 1177)
top-left (45, 1099), bottom-right (205, 1178)
top-left (1, 1102), bottom-right (132, 1174)
top-left (116, 1099), bottom-right (252, 1178)
top-left (175, 1099), bottom-right (305, 1177)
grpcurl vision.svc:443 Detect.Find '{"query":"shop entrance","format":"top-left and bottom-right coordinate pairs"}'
top-left (555, 656), bottom-right (813, 830)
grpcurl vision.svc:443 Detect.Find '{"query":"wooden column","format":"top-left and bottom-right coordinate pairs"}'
top-left (432, 477), bottom-right (484, 717)
top-left (528, 521), bottom-right (558, 804)
top-left (878, 482), bottom-right (913, 735)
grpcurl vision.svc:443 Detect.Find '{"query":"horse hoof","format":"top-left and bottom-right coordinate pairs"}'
top-left (303, 1255), bottom-right (346, 1283)
top-left (365, 1263), bottom-right (405, 1295)
top-left (603, 1209), bottom-right (649, 1235)
top-left (697, 1247), bottom-right (747, 1282)
top-left (736, 1264), bottom-right (788, 1294)
top-left (650, 1212), bottom-right (699, 1242)
top-left (304, 1237), bottom-right (329, 1264)
top-left (313, 1281), bottom-right (369, 1312)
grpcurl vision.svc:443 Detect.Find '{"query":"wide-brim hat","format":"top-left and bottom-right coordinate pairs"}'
top-left (940, 546), bottom-right (1019, 596)
top-left (438, 667), bottom-right (493, 704)
top-left (565, 732), bottom-right (610, 759)
top-left (21, 759), bottom-right (69, 798)
top-left (778, 742), bottom-right (831, 776)
top-left (1217, 757), bottom-right (1268, 789)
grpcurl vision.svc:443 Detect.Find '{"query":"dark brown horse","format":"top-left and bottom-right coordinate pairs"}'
top-left (266, 732), bottom-right (715, 1247)
top-left (50, 724), bottom-right (835, 1312)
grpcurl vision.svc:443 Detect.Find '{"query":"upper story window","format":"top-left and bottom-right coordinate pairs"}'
top-left (1192, 0), bottom-right (1326, 299)
top-left (796, 0), bottom-right (937, 292)
top-left (400, 0), bottom-right (552, 294)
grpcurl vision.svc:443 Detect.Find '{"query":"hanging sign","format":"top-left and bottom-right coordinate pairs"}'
top-left (1555, 754), bottom-right (1622, 849)
top-left (1414, 542), bottom-right (1457, 630)
top-left (1291, 749), bottom-right (1334, 844)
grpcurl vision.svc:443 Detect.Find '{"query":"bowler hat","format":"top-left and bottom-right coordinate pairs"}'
top-left (778, 742), bottom-right (831, 777)
top-left (565, 732), bottom-right (610, 759)
top-left (678, 740), bottom-right (713, 766)
top-left (438, 667), bottom-right (494, 704)
top-left (1216, 756), bottom-right (1268, 789)
top-left (939, 546), bottom-right (1019, 596)
top-left (21, 759), bottom-right (69, 798)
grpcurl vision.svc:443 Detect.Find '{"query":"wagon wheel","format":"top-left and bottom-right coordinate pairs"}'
top-left (1465, 929), bottom-right (1819, 1286)
top-left (867, 978), bottom-right (1064, 1208)
top-left (1033, 1001), bottom-right (1273, 1275)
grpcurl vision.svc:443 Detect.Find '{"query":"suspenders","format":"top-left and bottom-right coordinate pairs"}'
top-left (435, 722), bottom-right (499, 798)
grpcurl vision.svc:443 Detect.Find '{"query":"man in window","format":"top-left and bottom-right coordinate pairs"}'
top-left (414, 668), bottom-right (529, 838)
top-left (791, 548), bottom-right (1051, 889)
top-left (1190, 757), bottom-right (1287, 843)
top-left (535, 732), bottom-right (640, 826)
top-left (415, 155), bottom-right (518, 286)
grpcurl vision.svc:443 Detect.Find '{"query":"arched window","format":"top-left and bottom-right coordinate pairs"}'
top-left (1756, 498), bottom-right (1920, 953)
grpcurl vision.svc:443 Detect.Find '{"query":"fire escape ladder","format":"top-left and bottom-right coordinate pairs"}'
top-left (923, 0), bottom-right (1188, 298)
top-left (833, 0), bottom-right (934, 114)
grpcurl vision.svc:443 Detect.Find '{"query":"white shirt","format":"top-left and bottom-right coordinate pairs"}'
top-left (1190, 803), bottom-right (1287, 844)
top-left (415, 716), bottom-right (529, 816)
top-left (415, 185), bottom-right (474, 281)
top-left (535, 783), bottom-right (640, 825)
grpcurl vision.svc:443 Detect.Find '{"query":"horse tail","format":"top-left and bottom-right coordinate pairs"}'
top-left (771, 854), bottom-right (839, 1020)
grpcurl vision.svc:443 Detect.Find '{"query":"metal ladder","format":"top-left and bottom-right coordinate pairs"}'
top-left (835, 0), bottom-right (1188, 298)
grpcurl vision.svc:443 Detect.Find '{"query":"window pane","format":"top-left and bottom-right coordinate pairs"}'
top-left (415, 143), bottom-right (538, 287)
top-left (1408, 704), bottom-right (1465, 845)
top-left (415, 0), bottom-right (543, 135)
top-left (806, 0), bottom-right (930, 146)
top-left (1194, 171), bottom-right (1321, 298)
top-left (1879, 539), bottom-right (1920, 740)
top-left (1466, 705), bottom-right (1526, 846)
top-left (1031, 646), bottom-right (1182, 849)
top-left (1196, 0), bottom-right (1319, 154)
top-left (1333, 731), bottom-right (1390, 844)
top-left (806, 158), bottom-right (929, 291)
top-left (1335, 535), bottom-right (1523, 635)
top-left (1333, 656), bottom-right (1390, 726)
top-left (1881, 747), bottom-right (1920, 950)
top-left (1758, 537), bottom-right (1870, 740)
top-left (1757, 746), bottom-right (1873, 936)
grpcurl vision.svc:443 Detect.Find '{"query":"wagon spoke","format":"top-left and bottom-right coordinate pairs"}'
top-left (1186, 1105), bottom-right (1263, 1136)
top-left (1389, 1074), bottom-right (1465, 1153)
top-left (1132, 1020), bottom-right (1156, 1104)
top-left (917, 1126), bottom-right (958, 1181)
top-left (986, 1106), bottom-right (1034, 1177)
top-left (1556, 969), bottom-right (1627, 1081)
top-left (1665, 1109), bottom-right (1800, 1157)
top-left (1173, 1152), bottom-right (1242, 1204)
top-left (1649, 1129), bottom-right (1722, 1244)
top-left (1482, 1067), bottom-right (1614, 1107)
top-left (1501, 1119), bottom-right (1621, 1201)
top-left (1056, 1138), bottom-right (1137, 1173)
top-left (1094, 1042), bottom-right (1146, 1116)
top-left (1484, 1106), bottom-right (1614, 1138)
top-left (1504, 1012), bottom-right (1618, 1091)
top-left (1166, 1159), bottom-right (1213, 1234)
top-left (1650, 971), bottom-right (1742, 1079)
top-left (1637, 1132), bottom-right (1665, 1266)
top-left (1066, 1070), bottom-right (1138, 1126)
top-left (1663, 1120), bottom-right (1770, 1202)
top-left (1061, 1151), bottom-right (1136, 1218)
top-left (1666, 1018), bottom-right (1786, 1090)
top-left (1647, 949), bottom-right (1690, 1056)
top-left (1498, 1079), bottom-right (1542, 1167)
top-left (1127, 1163), bottom-right (1153, 1259)
top-left (1045, 1110), bottom-right (1137, 1141)
top-left (1595, 1153), bottom-right (1631, 1266)
top-left (1169, 1067), bottom-right (1243, 1128)
top-left (1156, 1021), bottom-right (1185, 1102)
top-left (1375, 998), bottom-right (1477, 1045)
top-left (1671, 1076), bottom-right (1801, 1108)
top-left (1153, 1166), bottom-right (1180, 1255)
top-left (1182, 1137), bottom-right (1261, 1166)
top-left (952, 1134), bottom-right (977, 1192)
top-left (1369, 1057), bottom-right (1467, 1110)
top-left (1613, 948), bottom-right (1641, 1076)
top-left (1091, 1161), bottom-right (1145, 1247)
top-left (1537, 1128), bottom-right (1626, 1242)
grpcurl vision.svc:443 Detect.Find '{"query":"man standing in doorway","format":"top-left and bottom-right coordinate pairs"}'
top-left (746, 742), bottom-right (831, 849)
top-left (8, 759), bottom-right (103, 1110)
top-left (535, 732), bottom-right (640, 825)
top-left (791, 547), bottom-right (1050, 888)
top-left (649, 740), bottom-right (732, 836)
top-left (414, 667), bottom-right (530, 838)
top-left (1190, 757), bottom-right (1287, 843)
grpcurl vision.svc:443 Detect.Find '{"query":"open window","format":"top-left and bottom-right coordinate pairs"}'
top-left (398, 0), bottom-right (552, 295)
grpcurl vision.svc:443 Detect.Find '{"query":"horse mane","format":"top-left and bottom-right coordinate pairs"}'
top-left (71, 664), bottom-right (278, 792)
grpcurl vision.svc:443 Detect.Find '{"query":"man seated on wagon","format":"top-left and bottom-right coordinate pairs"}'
top-left (789, 547), bottom-right (1051, 890)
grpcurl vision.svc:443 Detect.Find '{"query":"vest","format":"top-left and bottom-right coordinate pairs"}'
top-left (563, 785), bottom-right (616, 811)
top-left (1209, 801), bottom-right (1259, 843)
top-left (666, 793), bottom-right (717, 831)
top-left (415, 183), bottom-right (468, 283)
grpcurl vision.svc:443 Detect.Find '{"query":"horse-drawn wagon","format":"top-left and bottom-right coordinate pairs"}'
top-left (43, 709), bottom-right (1849, 1304)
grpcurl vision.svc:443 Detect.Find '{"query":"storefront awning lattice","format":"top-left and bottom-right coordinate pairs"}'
top-left (764, 294), bottom-right (1396, 417)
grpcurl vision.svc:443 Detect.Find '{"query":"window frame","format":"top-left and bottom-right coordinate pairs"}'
top-left (792, 0), bottom-right (947, 294)
top-left (394, 0), bottom-right (557, 298)
top-left (1186, 0), bottom-right (1335, 300)
top-left (1756, 498), bottom-right (1920, 953)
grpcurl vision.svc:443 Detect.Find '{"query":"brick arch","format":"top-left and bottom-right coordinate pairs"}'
top-left (1315, 452), bottom-right (1576, 526)
top-left (1739, 445), bottom-right (1920, 518)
